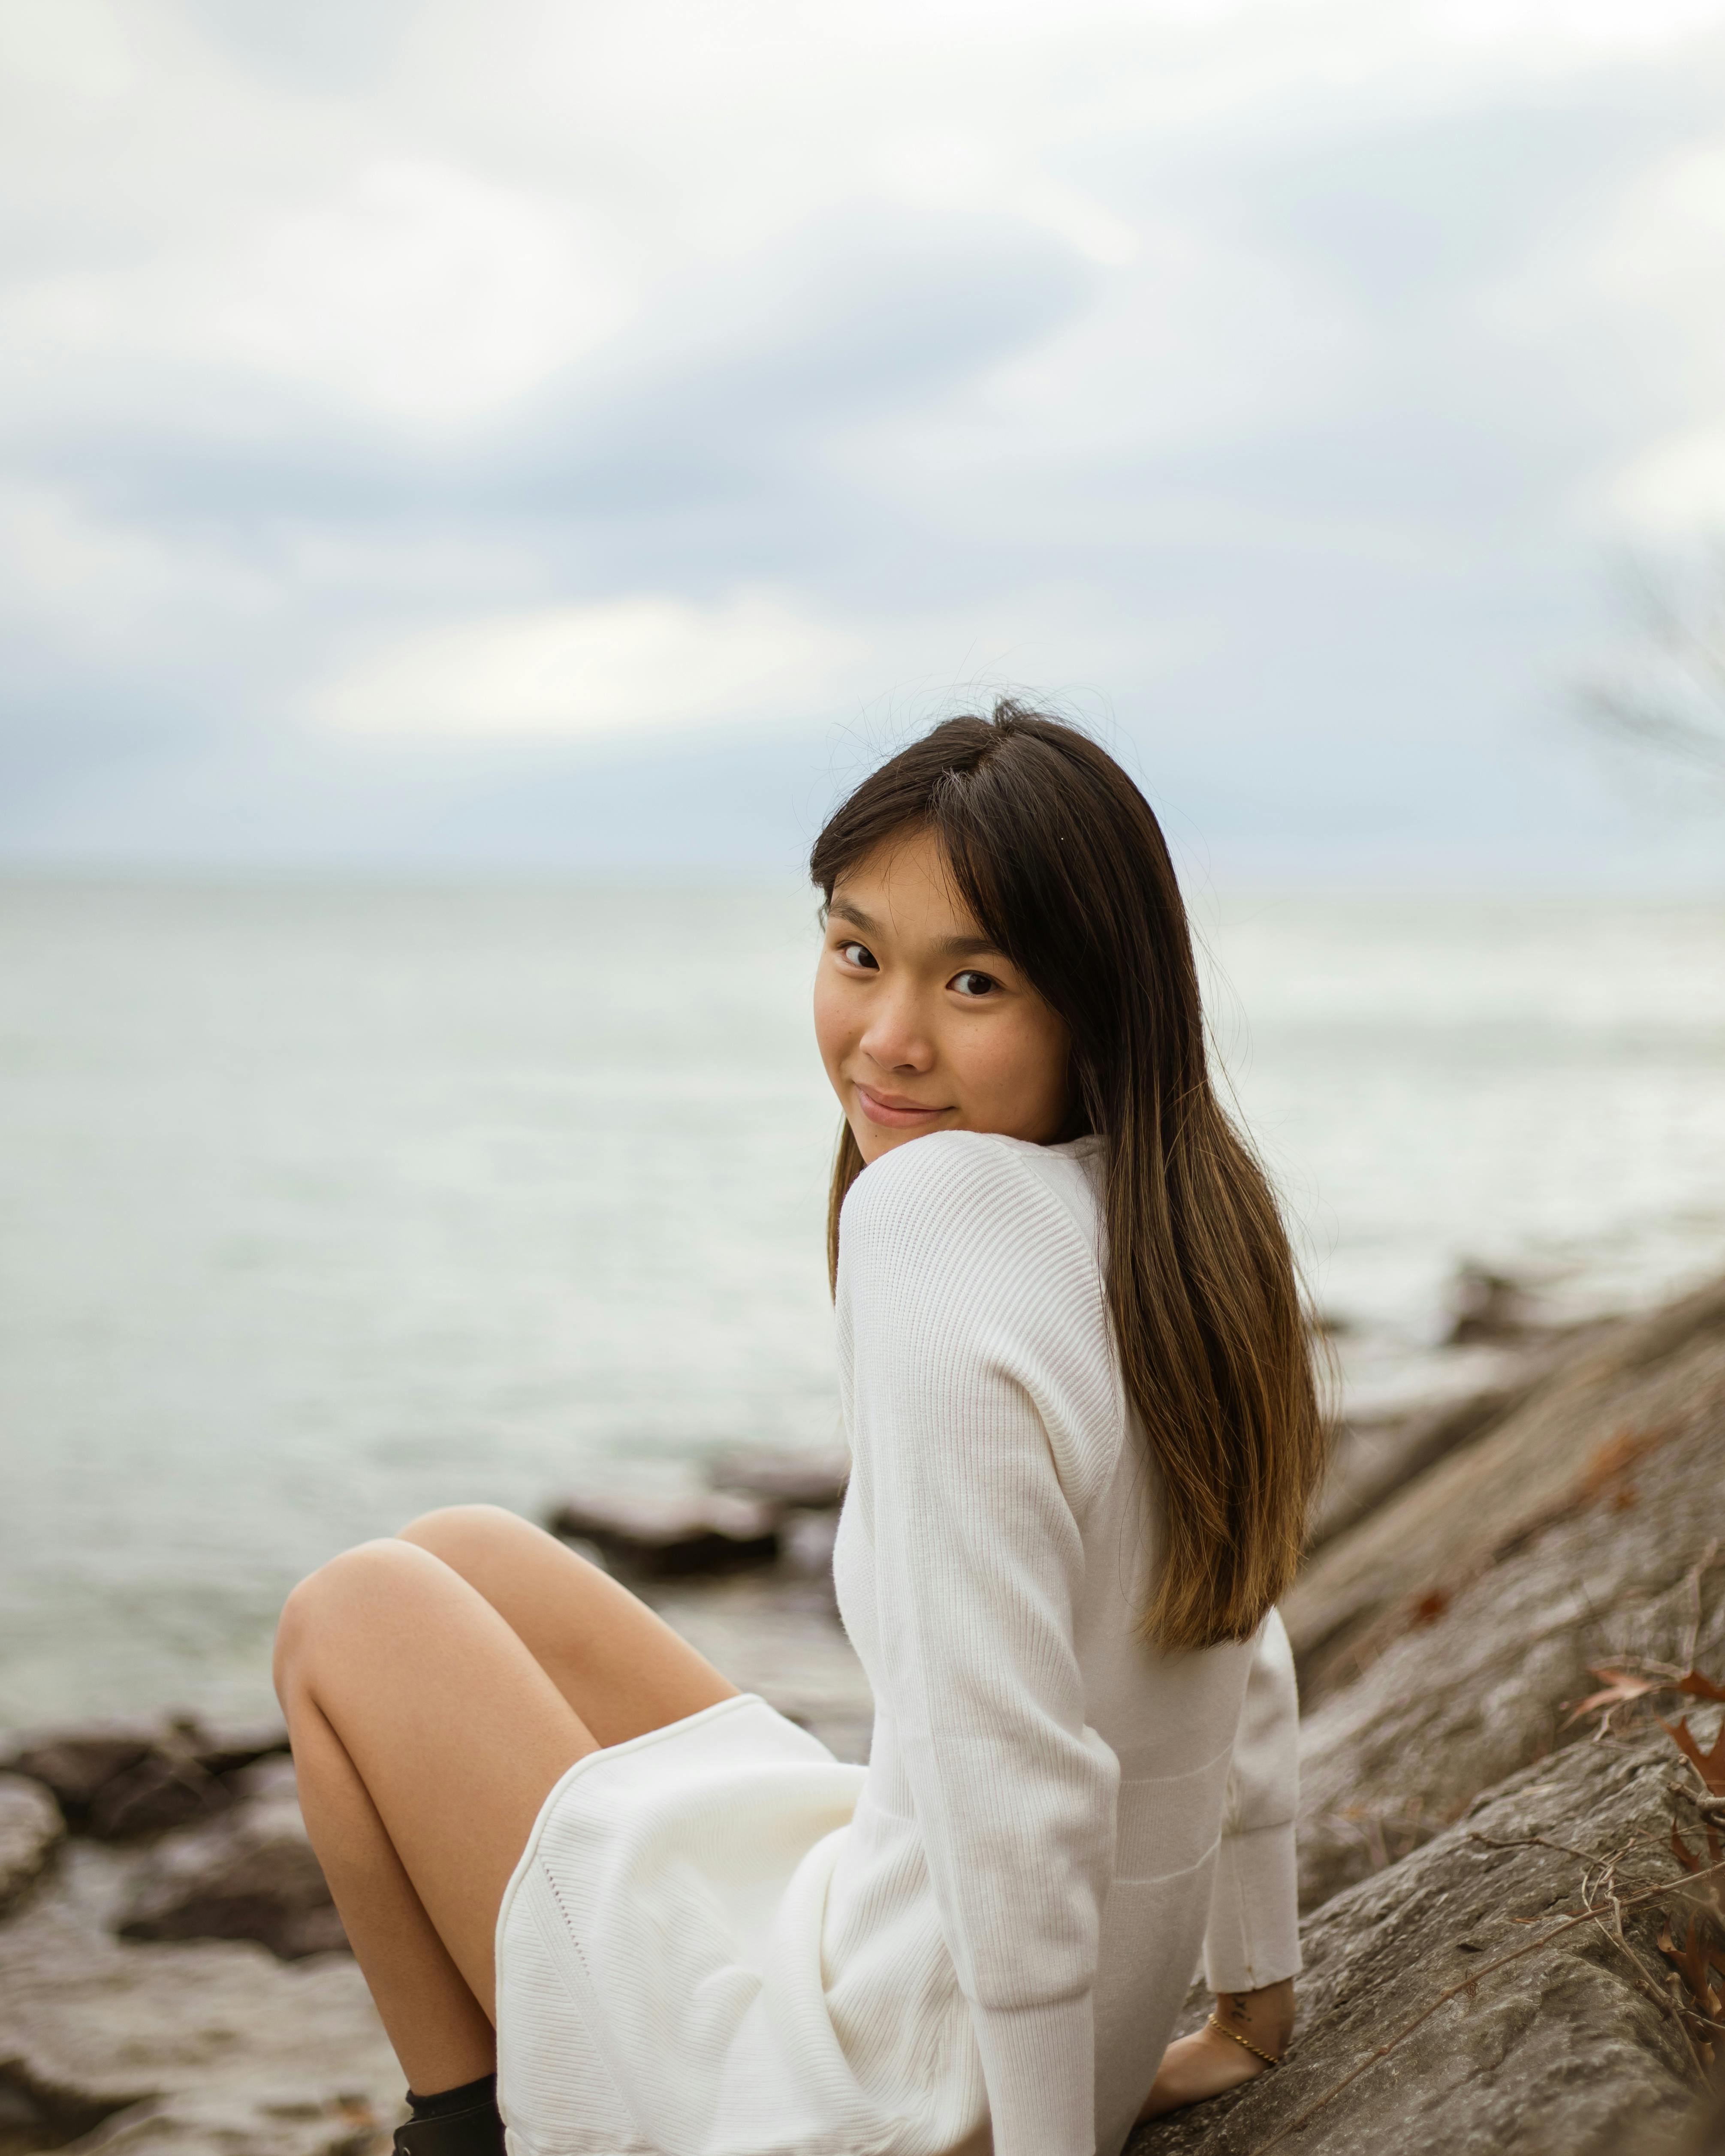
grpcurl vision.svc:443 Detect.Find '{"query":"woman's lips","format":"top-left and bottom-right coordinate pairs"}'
top-left (853, 1083), bottom-right (950, 1129)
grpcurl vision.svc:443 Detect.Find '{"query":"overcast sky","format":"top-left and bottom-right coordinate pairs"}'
top-left (3, 0), bottom-right (1725, 883)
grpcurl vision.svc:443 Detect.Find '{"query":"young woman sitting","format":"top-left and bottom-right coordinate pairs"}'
top-left (274, 705), bottom-right (1326, 2156)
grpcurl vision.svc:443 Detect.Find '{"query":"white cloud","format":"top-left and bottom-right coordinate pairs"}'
top-left (210, 158), bottom-right (633, 424)
top-left (4, 156), bottom-right (633, 428)
top-left (0, 480), bottom-right (276, 653)
top-left (308, 589), bottom-right (862, 737)
top-left (1609, 425), bottom-right (1725, 536)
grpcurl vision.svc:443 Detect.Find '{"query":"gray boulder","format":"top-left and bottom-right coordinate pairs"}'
top-left (2, 1727), bottom-right (160, 1819)
top-left (1130, 1724), bottom-right (1712, 2156)
top-left (707, 1447), bottom-right (850, 1511)
top-left (2, 1717), bottom-right (291, 1843)
top-left (0, 1772), bottom-right (64, 1915)
top-left (118, 1759), bottom-right (345, 1961)
top-left (547, 1489), bottom-right (781, 1574)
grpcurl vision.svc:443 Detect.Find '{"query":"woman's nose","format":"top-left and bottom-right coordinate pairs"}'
top-left (858, 987), bottom-right (934, 1072)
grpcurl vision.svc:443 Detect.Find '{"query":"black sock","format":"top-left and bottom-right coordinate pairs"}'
top-left (407, 2074), bottom-right (497, 2123)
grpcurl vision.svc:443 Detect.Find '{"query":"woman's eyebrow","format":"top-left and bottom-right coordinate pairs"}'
top-left (829, 900), bottom-right (1002, 963)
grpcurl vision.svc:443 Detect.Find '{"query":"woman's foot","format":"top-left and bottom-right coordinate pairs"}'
top-left (1136, 1980), bottom-right (1294, 2121)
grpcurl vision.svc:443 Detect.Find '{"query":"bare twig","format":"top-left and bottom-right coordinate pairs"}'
top-left (1585, 1915), bottom-right (1709, 2078)
top-left (1581, 1839), bottom-right (1713, 2078)
top-left (1468, 1827), bottom-right (1628, 1868)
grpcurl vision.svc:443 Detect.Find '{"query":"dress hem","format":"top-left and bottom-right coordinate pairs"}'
top-left (493, 1690), bottom-right (768, 1983)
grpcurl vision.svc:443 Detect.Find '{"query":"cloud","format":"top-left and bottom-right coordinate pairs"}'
top-left (4, 157), bottom-right (632, 429)
top-left (309, 588), bottom-right (862, 738)
top-left (3, 0), bottom-right (1725, 877)
top-left (1608, 425), bottom-right (1725, 536)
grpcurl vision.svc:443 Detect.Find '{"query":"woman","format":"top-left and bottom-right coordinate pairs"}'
top-left (274, 705), bottom-right (1326, 2156)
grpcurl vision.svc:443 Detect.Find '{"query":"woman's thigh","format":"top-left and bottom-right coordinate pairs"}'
top-left (395, 1504), bottom-right (738, 1746)
top-left (275, 1536), bottom-right (597, 2015)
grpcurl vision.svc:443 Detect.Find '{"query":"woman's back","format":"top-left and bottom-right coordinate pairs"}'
top-left (828, 1129), bottom-right (1298, 2156)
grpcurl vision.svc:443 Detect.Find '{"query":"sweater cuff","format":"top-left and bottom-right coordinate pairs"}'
top-left (1203, 1821), bottom-right (1303, 1995)
top-left (970, 1992), bottom-right (1095, 2156)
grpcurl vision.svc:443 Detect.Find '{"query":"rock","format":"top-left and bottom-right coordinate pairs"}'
top-left (1285, 1273), bottom-right (1725, 1704)
top-left (190, 1720), bottom-right (291, 1780)
top-left (0, 1717), bottom-right (278, 1841)
top-left (3, 1728), bottom-right (159, 1819)
top-left (226, 1753), bottom-right (300, 1803)
top-left (1445, 1259), bottom-right (1547, 1345)
top-left (89, 1753), bottom-right (231, 1841)
top-left (0, 1773), bottom-right (64, 1915)
top-left (1129, 1725), bottom-right (1707, 2156)
top-left (1664, 2082), bottom-right (1725, 2156)
top-left (707, 1447), bottom-right (850, 1511)
top-left (0, 1840), bottom-right (398, 2156)
top-left (644, 1570), bottom-right (875, 1765)
top-left (780, 1508), bottom-right (840, 1584)
top-left (62, 2087), bottom-right (384, 2156)
top-left (1291, 1272), bottom-right (1725, 1912)
top-left (1309, 1361), bottom-right (1558, 1551)
top-left (118, 1768), bottom-right (344, 1961)
top-left (547, 1490), bottom-right (780, 1574)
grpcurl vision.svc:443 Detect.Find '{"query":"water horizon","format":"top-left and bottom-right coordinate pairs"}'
top-left (2, 874), bottom-right (1721, 1734)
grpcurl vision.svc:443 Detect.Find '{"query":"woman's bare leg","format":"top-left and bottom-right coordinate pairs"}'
top-left (394, 1505), bottom-right (737, 1743)
top-left (274, 1539), bottom-right (597, 2091)
top-left (275, 1516), bottom-right (740, 2094)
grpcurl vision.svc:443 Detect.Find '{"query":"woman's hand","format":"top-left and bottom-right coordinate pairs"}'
top-left (1136, 1978), bottom-right (1294, 2121)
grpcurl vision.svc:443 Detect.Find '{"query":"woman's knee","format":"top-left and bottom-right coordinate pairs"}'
top-left (396, 1501), bottom-right (534, 1572)
top-left (274, 1539), bottom-right (431, 1706)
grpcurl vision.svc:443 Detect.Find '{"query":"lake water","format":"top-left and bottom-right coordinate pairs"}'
top-left (2, 877), bottom-right (1722, 1732)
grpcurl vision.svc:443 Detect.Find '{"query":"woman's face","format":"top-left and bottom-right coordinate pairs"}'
top-left (812, 826), bottom-right (1071, 1166)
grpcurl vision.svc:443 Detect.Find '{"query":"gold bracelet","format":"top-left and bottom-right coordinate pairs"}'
top-left (1206, 2012), bottom-right (1283, 2067)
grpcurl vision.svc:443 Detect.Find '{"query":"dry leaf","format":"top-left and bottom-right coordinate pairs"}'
top-left (1677, 1669), bottom-right (1725, 1704)
top-left (1662, 1715), bottom-right (1725, 1798)
top-left (1562, 1664), bottom-right (1661, 1730)
top-left (1659, 1916), bottom-right (1725, 2030)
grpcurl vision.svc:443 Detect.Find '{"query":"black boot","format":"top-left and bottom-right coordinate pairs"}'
top-left (391, 2074), bottom-right (505, 2156)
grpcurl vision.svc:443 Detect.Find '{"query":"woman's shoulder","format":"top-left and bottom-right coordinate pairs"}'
top-left (839, 1129), bottom-right (1103, 1267)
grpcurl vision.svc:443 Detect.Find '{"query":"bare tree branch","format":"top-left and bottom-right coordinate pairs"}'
top-left (1577, 552), bottom-right (1725, 783)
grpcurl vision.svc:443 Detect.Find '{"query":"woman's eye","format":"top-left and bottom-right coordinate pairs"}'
top-left (951, 970), bottom-right (997, 998)
top-left (838, 941), bottom-right (878, 971)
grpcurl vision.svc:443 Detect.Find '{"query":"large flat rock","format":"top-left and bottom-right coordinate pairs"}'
top-left (1286, 1275), bottom-right (1725, 1700)
top-left (1131, 1724), bottom-right (1712, 2156)
top-left (1290, 1277), bottom-right (1725, 1909)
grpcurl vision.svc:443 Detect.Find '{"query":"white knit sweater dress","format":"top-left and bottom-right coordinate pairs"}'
top-left (494, 1129), bottom-right (1302, 2156)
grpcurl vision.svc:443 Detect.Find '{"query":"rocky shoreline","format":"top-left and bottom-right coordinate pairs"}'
top-left (3, 1276), bottom-right (1723, 2155)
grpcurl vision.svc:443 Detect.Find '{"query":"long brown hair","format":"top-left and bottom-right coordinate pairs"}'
top-left (809, 702), bottom-right (1325, 1652)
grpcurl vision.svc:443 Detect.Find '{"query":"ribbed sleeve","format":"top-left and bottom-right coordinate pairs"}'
top-left (837, 1132), bottom-right (1120, 2156)
top-left (1201, 1609), bottom-right (1303, 1995)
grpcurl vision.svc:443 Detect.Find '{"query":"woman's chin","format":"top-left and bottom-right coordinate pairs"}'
top-left (851, 1117), bottom-right (938, 1164)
